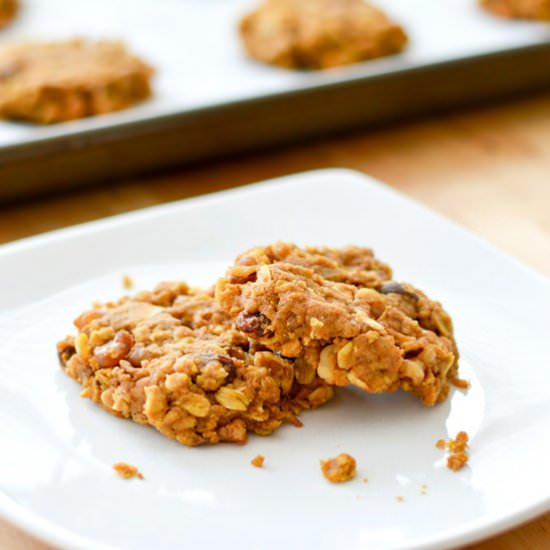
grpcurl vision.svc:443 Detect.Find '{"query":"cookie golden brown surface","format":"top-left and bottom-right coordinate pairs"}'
top-left (58, 282), bottom-right (333, 447)
top-left (216, 243), bottom-right (459, 406)
top-left (0, 39), bottom-right (153, 123)
top-left (480, 0), bottom-right (550, 19)
top-left (239, 0), bottom-right (407, 69)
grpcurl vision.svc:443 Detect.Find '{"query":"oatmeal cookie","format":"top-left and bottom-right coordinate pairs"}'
top-left (480, 0), bottom-right (550, 19)
top-left (239, 0), bottom-right (407, 69)
top-left (0, 0), bottom-right (17, 29)
top-left (57, 282), bottom-right (333, 447)
top-left (0, 39), bottom-right (153, 123)
top-left (216, 243), bottom-right (458, 406)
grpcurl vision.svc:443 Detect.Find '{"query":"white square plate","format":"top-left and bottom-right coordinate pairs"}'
top-left (1, 169), bottom-right (549, 550)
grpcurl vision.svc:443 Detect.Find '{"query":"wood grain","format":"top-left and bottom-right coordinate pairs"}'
top-left (2, 92), bottom-right (550, 550)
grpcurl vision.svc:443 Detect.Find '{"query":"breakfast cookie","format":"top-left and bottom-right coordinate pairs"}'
top-left (239, 0), bottom-right (407, 69)
top-left (216, 243), bottom-right (458, 406)
top-left (480, 0), bottom-right (550, 19)
top-left (57, 282), bottom-right (333, 447)
top-left (0, 39), bottom-right (153, 123)
top-left (0, 0), bottom-right (18, 29)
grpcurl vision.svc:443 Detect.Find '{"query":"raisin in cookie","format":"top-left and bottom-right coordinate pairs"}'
top-left (0, 39), bottom-right (153, 123)
top-left (58, 282), bottom-right (333, 447)
top-left (239, 0), bottom-right (407, 69)
top-left (216, 243), bottom-right (458, 406)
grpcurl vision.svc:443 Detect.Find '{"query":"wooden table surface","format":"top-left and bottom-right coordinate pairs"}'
top-left (1, 93), bottom-right (550, 550)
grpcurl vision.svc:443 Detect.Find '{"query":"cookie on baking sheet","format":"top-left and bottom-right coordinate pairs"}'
top-left (0, 39), bottom-right (154, 123)
top-left (480, 0), bottom-right (550, 19)
top-left (0, 0), bottom-right (18, 30)
top-left (239, 0), bottom-right (407, 69)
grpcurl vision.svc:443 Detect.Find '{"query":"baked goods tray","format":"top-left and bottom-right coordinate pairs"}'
top-left (1, 0), bottom-right (550, 201)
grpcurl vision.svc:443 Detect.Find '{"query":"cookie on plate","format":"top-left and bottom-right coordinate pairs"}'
top-left (0, 39), bottom-right (154, 123)
top-left (57, 282), bottom-right (333, 447)
top-left (216, 243), bottom-right (459, 406)
top-left (239, 0), bottom-right (407, 69)
top-left (480, 0), bottom-right (550, 19)
top-left (0, 0), bottom-right (18, 30)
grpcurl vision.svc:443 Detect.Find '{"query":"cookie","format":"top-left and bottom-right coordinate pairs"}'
top-left (480, 0), bottom-right (550, 19)
top-left (57, 282), bottom-right (333, 447)
top-left (0, 39), bottom-right (153, 123)
top-left (216, 243), bottom-right (459, 406)
top-left (0, 0), bottom-right (18, 29)
top-left (239, 0), bottom-right (407, 69)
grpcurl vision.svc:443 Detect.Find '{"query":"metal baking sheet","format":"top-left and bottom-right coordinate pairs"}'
top-left (1, 0), bottom-right (550, 200)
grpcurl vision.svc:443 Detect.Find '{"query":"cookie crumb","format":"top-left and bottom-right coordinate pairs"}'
top-left (395, 496), bottom-right (404, 502)
top-left (447, 452), bottom-right (469, 472)
top-left (448, 431), bottom-right (469, 453)
top-left (122, 274), bottom-right (134, 290)
top-left (251, 454), bottom-right (264, 468)
top-left (362, 477), bottom-right (369, 484)
top-left (321, 453), bottom-right (356, 483)
top-left (451, 377), bottom-right (470, 389)
top-left (113, 462), bottom-right (143, 479)
top-left (438, 431), bottom-right (470, 471)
